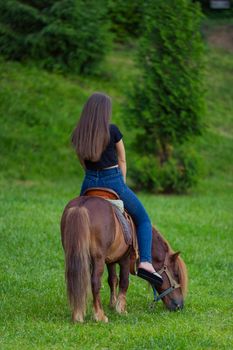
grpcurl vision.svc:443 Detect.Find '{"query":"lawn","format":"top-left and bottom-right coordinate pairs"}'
top-left (0, 26), bottom-right (233, 350)
top-left (0, 174), bottom-right (232, 349)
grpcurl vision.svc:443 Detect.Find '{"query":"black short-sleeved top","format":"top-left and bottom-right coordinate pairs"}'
top-left (84, 124), bottom-right (123, 170)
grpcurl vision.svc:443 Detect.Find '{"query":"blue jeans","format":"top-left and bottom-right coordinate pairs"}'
top-left (80, 167), bottom-right (152, 262)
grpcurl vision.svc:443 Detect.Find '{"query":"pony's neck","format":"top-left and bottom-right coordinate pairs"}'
top-left (152, 227), bottom-right (172, 265)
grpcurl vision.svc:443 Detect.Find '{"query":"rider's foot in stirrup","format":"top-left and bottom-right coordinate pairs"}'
top-left (137, 262), bottom-right (163, 287)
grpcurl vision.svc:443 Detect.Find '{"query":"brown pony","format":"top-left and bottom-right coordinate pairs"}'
top-left (61, 195), bottom-right (188, 323)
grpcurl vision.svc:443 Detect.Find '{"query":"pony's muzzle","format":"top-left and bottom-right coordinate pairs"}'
top-left (169, 299), bottom-right (184, 311)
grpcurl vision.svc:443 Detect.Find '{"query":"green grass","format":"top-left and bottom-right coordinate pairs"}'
top-left (0, 177), bottom-right (232, 349)
top-left (1, 26), bottom-right (233, 349)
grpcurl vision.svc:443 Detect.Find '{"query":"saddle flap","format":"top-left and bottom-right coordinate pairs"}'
top-left (113, 206), bottom-right (132, 245)
top-left (113, 206), bottom-right (139, 275)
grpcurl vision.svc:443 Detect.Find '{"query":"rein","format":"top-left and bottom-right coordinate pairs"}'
top-left (152, 253), bottom-right (181, 303)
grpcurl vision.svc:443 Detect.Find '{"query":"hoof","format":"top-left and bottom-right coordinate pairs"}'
top-left (116, 299), bottom-right (127, 314)
top-left (72, 312), bottom-right (84, 323)
top-left (103, 315), bottom-right (109, 323)
top-left (94, 311), bottom-right (108, 323)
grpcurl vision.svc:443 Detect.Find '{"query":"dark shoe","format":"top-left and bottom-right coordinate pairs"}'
top-left (137, 268), bottom-right (163, 287)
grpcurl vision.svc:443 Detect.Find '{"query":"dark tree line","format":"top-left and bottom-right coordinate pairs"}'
top-left (0, 0), bottom-right (110, 74)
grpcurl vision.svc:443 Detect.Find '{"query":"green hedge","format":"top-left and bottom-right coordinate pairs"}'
top-left (128, 145), bottom-right (203, 194)
top-left (127, 0), bottom-right (205, 193)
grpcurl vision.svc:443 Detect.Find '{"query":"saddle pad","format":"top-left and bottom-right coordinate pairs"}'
top-left (106, 199), bottom-right (124, 213)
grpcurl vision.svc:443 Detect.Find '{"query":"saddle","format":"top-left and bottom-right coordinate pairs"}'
top-left (84, 187), bottom-right (139, 274)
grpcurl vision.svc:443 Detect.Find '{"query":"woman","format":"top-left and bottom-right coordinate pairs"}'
top-left (71, 92), bottom-right (163, 288)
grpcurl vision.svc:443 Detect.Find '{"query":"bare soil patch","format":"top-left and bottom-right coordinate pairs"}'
top-left (206, 25), bottom-right (233, 52)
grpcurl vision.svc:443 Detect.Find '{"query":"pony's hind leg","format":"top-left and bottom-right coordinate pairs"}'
top-left (92, 257), bottom-right (108, 322)
top-left (116, 255), bottom-right (130, 314)
top-left (107, 263), bottom-right (118, 308)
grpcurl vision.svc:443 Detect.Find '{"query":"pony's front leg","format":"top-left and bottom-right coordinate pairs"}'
top-left (92, 257), bottom-right (108, 323)
top-left (107, 263), bottom-right (118, 308)
top-left (116, 255), bottom-right (130, 314)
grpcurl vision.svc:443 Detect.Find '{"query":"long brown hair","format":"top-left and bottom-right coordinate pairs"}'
top-left (71, 92), bottom-right (112, 162)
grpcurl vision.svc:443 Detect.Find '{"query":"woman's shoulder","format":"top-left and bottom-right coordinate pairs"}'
top-left (110, 123), bottom-right (118, 130)
top-left (110, 124), bottom-right (123, 142)
top-left (110, 123), bottom-right (122, 132)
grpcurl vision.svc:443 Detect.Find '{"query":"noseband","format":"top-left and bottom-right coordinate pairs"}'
top-left (152, 253), bottom-right (181, 303)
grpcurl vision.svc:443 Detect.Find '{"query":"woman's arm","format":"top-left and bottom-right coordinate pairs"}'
top-left (116, 139), bottom-right (127, 183)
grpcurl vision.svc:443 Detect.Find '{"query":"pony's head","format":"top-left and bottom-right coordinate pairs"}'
top-left (152, 228), bottom-right (188, 311)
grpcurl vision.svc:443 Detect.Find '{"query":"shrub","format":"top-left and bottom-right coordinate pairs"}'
top-left (127, 0), bottom-right (205, 193)
top-left (128, 145), bottom-right (202, 194)
top-left (107, 0), bottom-right (147, 42)
top-left (0, 0), bottom-right (111, 74)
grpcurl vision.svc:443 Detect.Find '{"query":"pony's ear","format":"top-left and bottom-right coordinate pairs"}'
top-left (171, 251), bottom-right (180, 262)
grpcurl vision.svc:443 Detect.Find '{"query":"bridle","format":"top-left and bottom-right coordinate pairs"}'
top-left (152, 253), bottom-right (181, 302)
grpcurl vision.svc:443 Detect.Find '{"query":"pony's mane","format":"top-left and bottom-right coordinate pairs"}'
top-left (176, 255), bottom-right (188, 297)
top-left (154, 227), bottom-right (188, 297)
